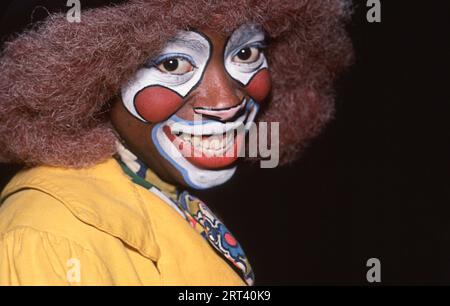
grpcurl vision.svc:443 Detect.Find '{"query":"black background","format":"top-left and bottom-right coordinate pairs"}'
top-left (1, 1), bottom-right (449, 285)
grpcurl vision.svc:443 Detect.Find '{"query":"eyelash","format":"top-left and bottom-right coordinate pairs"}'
top-left (144, 41), bottom-right (267, 68)
top-left (144, 53), bottom-right (198, 69)
top-left (231, 41), bottom-right (267, 58)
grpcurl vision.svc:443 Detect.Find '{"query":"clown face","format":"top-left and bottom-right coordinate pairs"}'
top-left (111, 24), bottom-right (271, 189)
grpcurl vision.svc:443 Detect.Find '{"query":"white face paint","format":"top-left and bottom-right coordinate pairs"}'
top-left (151, 99), bottom-right (259, 190)
top-left (224, 24), bottom-right (268, 86)
top-left (152, 119), bottom-right (238, 189)
top-left (120, 25), bottom-right (267, 190)
top-left (121, 31), bottom-right (211, 122)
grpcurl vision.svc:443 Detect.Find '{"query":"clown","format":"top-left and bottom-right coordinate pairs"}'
top-left (114, 23), bottom-right (270, 190)
top-left (0, 0), bottom-right (352, 285)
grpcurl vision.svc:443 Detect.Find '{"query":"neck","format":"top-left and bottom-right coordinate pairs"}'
top-left (114, 140), bottom-right (178, 199)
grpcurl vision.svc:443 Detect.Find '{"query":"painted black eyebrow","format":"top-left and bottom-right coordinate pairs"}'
top-left (144, 33), bottom-right (209, 67)
top-left (166, 37), bottom-right (206, 53)
top-left (225, 24), bottom-right (265, 55)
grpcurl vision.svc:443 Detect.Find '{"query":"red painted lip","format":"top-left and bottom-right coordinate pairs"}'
top-left (163, 125), bottom-right (244, 170)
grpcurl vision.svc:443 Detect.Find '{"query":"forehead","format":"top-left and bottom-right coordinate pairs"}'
top-left (165, 24), bottom-right (265, 51)
top-left (225, 24), bottom-right (265, 51)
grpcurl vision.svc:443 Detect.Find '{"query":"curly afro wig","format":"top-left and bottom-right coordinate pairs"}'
top-left (0, 0), bottom-right (353, 168)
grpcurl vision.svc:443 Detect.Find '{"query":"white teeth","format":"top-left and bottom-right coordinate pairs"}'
top-left (226, 133), bottom-right (233, 144)
top-left (181, 134), bottom-right (191, 142)
top-left (167, 102), bottom-right (258, 157)
top-left (173, 132), bottom-right (235, 155)
top-left (202, 139), bottom-right (210, 150)
top-left (210, 138), bottom-right (220, 150)
top-left (169, 113), bottom-right (246, 136)
top-left (192, 136), bottom-right (202, 148)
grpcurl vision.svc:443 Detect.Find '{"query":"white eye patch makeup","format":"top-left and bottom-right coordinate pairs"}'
top-left (224, 24), bottom-right (268, 86)
top-left (121, 31), bottom-right (211, 123)
top-left (118, 25), bottom-right (269, 190)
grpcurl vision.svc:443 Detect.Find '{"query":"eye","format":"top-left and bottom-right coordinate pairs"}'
top-left (156, 57), bottom-right (194, 75)
top-left (232, 47), bottom-right (261, 64)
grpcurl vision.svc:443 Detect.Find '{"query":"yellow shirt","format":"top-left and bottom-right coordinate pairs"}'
top-left (0, 158), bottom-right (245, 286)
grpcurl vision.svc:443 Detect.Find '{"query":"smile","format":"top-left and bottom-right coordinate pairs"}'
top-left (151, 99), bottom-right (259, 189)
top-left (161, 99), bottom-right (258, 170)
top-left (167, 129), bottom-right (236, 156)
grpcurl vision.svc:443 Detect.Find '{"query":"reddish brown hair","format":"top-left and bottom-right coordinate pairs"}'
top-left (0, 0), bottom-right (353, 168)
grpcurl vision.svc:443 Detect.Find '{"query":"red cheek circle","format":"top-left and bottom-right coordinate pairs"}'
top-left (134, 86), bottom-right (184, 122)
top-left (245, 69), bottom-right (271, 103)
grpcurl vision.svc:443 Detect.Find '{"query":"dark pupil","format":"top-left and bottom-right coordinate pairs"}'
top-left (163, 59), bottom-right (179, 71)
top-left (237, 48), bottom-right (252, 61)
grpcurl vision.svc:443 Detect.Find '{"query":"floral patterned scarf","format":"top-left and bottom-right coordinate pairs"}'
top-left (114, 141), bottom-right (255, 285)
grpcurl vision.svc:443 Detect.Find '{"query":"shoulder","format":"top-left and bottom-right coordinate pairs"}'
top-left (0, 158), bottom-right (135, 248)
top-left (0, 219), bottom-right (113, 285)
top-left (0, 188), bottom-right (101, 247)
top-left (0, 188), bottom-right (121, 285)
top-left (0, 159), bottom-right (162, 261)
top-left (0, 158), bottom-right (134, 238)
